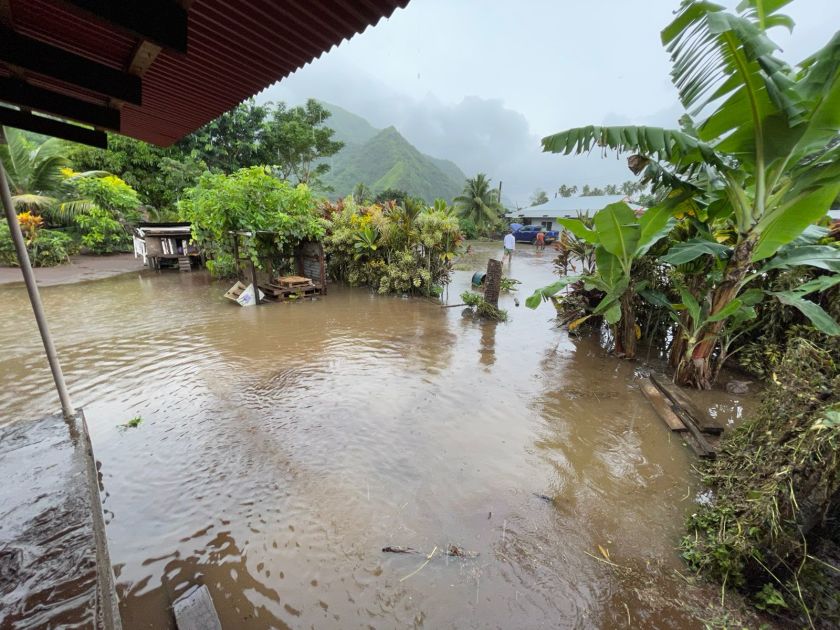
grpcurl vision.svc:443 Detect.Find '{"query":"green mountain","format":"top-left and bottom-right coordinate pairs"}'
top-left (319, 103), bottom-right (466, 203)
top-left (322, 102), bottom-right (379, 146)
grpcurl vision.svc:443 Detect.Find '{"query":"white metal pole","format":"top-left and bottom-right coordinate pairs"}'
top-left (0, 159), bottom-right (75, 418)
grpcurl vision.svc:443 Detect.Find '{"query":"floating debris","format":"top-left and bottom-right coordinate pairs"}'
top-left (445, 545), bottom-right (479, 559)
top-left (382, 546), bottom-right (419, 554)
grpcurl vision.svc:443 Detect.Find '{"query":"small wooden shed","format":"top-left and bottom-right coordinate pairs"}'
top-left (228, 231), bottom-right (327, 304)
top-left (133, 222), bottom-right (202, 271)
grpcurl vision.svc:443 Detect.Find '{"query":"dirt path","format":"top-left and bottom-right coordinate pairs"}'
top-left (0, 254), bottom-right (145, 287)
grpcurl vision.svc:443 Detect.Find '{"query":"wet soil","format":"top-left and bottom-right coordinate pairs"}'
top-left (0, 253), bottom-right (144, 287)
top-left (0, 243), bottom-right (761, 628)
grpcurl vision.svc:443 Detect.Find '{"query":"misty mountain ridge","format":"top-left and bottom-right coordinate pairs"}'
top-left (319, 102), bottom-right (466, 203)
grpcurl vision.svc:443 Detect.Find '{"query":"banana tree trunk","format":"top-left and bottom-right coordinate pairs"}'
top-left (675, 240), bottom-right (754, 389)
top-left (614, 291), bottom-right (637, 359)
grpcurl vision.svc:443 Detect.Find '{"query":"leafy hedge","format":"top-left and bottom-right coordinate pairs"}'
top-left (0, 223), bottom-right (78, 267)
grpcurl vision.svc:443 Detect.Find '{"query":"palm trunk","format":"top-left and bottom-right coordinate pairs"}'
top-left (674, 240), bottom-right (754, 389)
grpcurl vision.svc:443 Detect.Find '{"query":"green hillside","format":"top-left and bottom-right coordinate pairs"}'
top-left (319, 103), bottom-right (466, 203)
top-left (320, 102), bottom-right (379, 146)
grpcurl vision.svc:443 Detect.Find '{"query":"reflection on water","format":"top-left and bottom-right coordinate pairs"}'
top-left (0, 245), bottom-right (752, 628)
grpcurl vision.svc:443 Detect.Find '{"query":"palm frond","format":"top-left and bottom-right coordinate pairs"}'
top-left (541, 125), bottom-right (728, 171)
top-left (11, 193), bottom-right (57, 212)
top-left (45, 198), bottom-right (95, 225)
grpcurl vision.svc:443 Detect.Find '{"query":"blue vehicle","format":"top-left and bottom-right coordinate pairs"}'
top-left (512, 225), bottom-right (559, 244)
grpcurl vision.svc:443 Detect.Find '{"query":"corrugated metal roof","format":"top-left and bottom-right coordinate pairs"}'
top-left (506, 194), bottom-right (639, 218)
top-left (4, 0), bottom-right (409, 146)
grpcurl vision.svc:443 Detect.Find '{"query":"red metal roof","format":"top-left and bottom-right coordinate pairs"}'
top-left (3, 0), bottom-right (409, 146)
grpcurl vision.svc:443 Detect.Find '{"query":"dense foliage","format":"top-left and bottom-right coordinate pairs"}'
top-left (0, 132), bottom-right (141, 263)
top-left (530, 0), bottom-right (840, 389)
top-left (0, 218), bottom-right (77, 267)
top-left (526, 1), bottom-right (840, 624)
top-left (69, 134), bottom-right (205, 220)
top-left (60, 170), bottom-right (141, 254)
top-left (178, 166), bottom-right (324, 277)
top-left (0, 127), bottom-right (69, 214)
top-left (682, 332), bottom-right (840, 626)
top-left (323, 197), bottom-right (462, 295)
top-left (70, 99), bottom-right (344, 217)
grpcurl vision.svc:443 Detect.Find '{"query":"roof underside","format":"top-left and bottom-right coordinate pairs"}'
top-left (0, 0), bottom-right (408, 147)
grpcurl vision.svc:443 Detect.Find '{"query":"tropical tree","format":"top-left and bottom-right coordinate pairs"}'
top-left (176, 100), bottom-right (269, 173)
top-left (0, 127), bottom-right (68, 214)
top-left (69, 134), bottom-right (206, 218)
top-left (556, 184), bottom-right (578, 198)
top-left (539, 0), bottom-right (840, 388)
top-left (530, 189), bottom-right (549, 206)
top-left (262, 99), bottom-right (344, 188)
top-left (454, 173), bottom-right (504, 233)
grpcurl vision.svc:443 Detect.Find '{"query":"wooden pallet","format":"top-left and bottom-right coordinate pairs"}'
top-left (260, 282), bottom-right (323, 300)
top-left (276, 275), bottom-right (311, 288)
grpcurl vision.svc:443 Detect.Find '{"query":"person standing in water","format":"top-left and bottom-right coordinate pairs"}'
top-left (535, 230), bottom-right (546, 252)
top-left (503, 228), bottom-right (515, 264)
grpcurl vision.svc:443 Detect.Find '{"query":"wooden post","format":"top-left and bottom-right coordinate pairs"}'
top-left (484, 258), bottom-right (502, 308)
top-left (319, 242), bottom-right (327, 295)
top-left (232, 232), bottom-right (241, 281)
top-left (250, 259), bottom-right (260, 305)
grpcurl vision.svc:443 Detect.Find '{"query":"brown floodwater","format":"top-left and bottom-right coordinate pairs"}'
top-left (0, 243), bottom-right (754, 629)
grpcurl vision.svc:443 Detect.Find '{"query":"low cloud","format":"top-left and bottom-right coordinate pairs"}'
top-left (263, 60), bottom-right (654, 205)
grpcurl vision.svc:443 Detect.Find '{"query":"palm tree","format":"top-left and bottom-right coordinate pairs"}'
top-left (540, 0), bottom-right (840, 388)
top-left (0, 126), bottom-right (69, 214)
top-left (454, 173), bottom-right (503, 232)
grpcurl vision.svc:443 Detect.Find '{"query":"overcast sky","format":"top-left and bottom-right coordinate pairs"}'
top-left (262, 0), bottom-right (840, 205)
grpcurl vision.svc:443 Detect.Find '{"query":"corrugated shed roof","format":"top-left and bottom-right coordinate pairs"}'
top-left (506, 194), bottom-right (639, 218)
top-left (4, 0), bottom-right (409, 146)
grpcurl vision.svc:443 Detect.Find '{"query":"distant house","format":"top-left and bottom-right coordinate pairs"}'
top-left (505, 194), bottom-right (643, 230)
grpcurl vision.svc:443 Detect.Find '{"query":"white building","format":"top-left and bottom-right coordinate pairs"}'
top-left (505, 194), bottom-right (642, 230)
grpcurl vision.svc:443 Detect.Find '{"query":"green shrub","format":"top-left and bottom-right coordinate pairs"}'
top-left (74, 207), bottom-right (131, 254)
top-left (460, 290), bottom-right (508, 321)
top-left (60, 172), bottom-right (141, 254)
top-left (179, 166), bottom-right (324, 277)
top-left (0, 224), bottom-right (77, 267)
top-left (458, 216), bottom-right (478, 239)
top-left (323, 197), bottom-right (462, 295)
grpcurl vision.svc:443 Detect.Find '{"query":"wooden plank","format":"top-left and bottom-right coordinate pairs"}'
top-left (173, 585), bottom-right (221, 630)
top-left (277, 275), bottom-right (311, 287)
top-left (640, 378), bottom-right (687, 432)
top-left (641, 378), bottom-right (716, 458)
top-left (650, 374), bottom-right (723, 435)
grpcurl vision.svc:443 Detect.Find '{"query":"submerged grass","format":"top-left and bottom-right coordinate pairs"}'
top-left (682, 338), bottom-right (840, 627)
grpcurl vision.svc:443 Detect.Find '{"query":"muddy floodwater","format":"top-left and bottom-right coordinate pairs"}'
top-left (0, 243), bottom-right (752, 628)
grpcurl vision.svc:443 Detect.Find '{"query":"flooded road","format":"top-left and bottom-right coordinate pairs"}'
top-left (0, 244), bottom-right (749, 628)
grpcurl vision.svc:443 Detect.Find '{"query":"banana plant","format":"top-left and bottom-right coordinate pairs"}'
top-left (527, 201), bottom-right (673, 358)
top-left (540, 0), bottom-right (840, 387)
